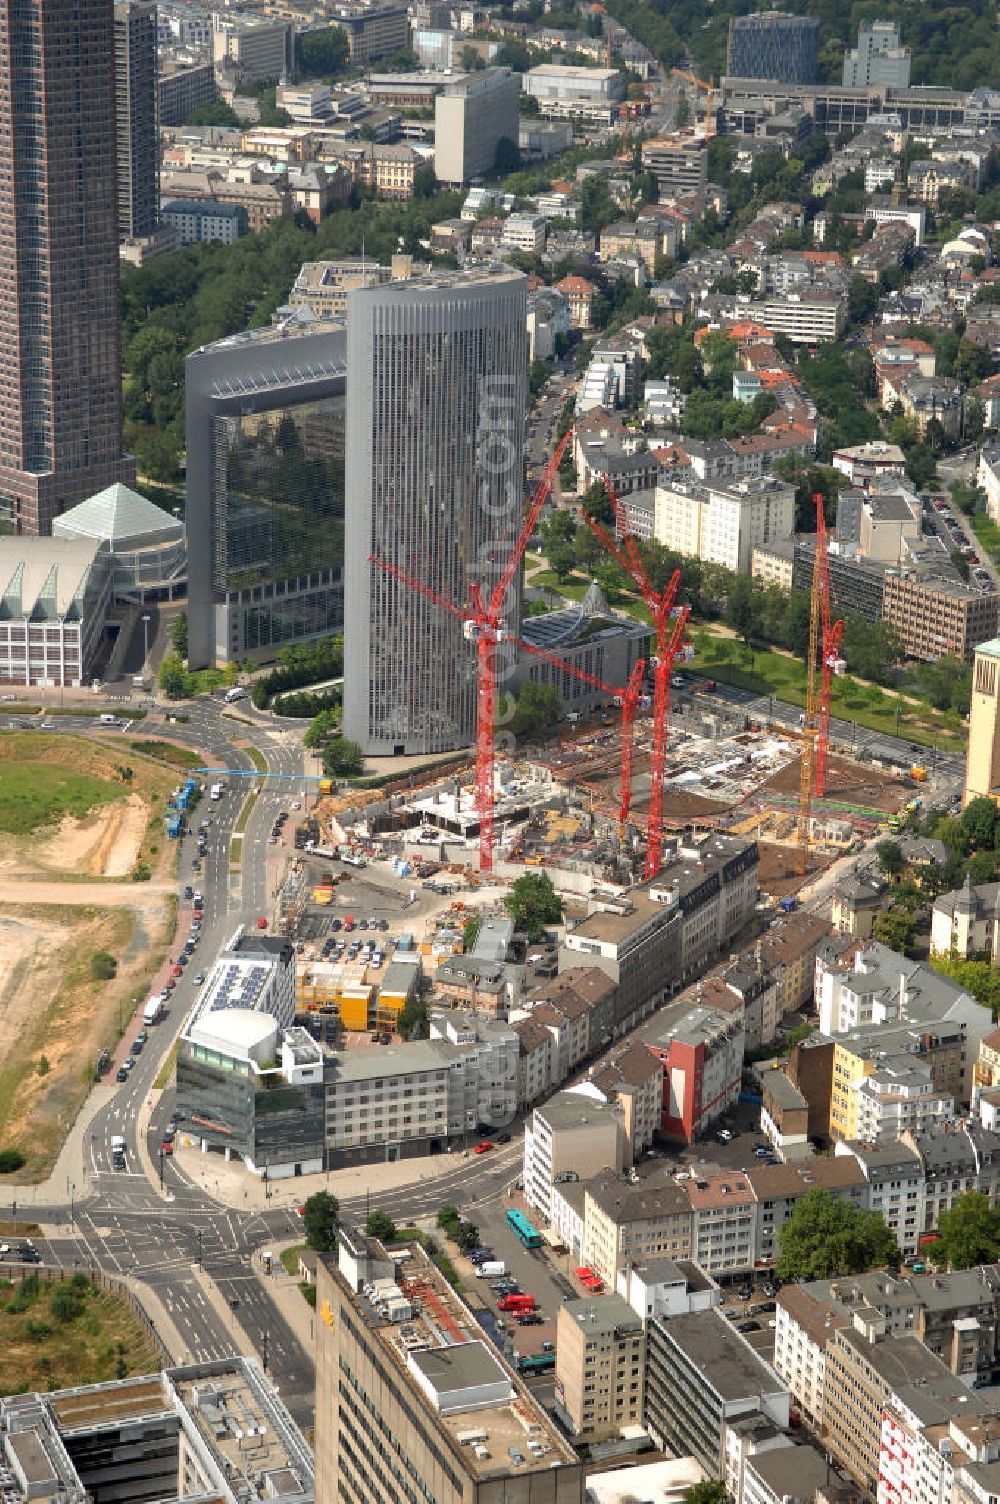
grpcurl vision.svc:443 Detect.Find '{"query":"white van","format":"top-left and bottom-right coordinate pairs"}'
top-left (99, 713), bottom-right (118, 725)
top-left (224, 686), bottom-right (247, 703)
top-left (110, 1135), bottom-right (126, 1154)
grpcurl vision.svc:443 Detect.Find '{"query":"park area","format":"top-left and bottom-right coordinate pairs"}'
top-left (0, 1272), bottom-right (159, 1395)
top-left (687, 629), bottom-right (967, 756)
top-left (0, 734), bottom-right (181, 1179)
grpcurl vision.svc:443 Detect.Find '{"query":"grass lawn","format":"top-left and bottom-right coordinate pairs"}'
top-left (972, 513), bottom-right (1000, 564)
top-left (154, 1038), bottom-right (179, 1091)
top-left (0, 1273), bottom-right (159, 1395)
top-left (127, 740), bottom-right (201, 772)
top-left (280, 1243), bottom-right (307, 1276)
top-left (689, 629), bottom-right (966, 753)
top-left (0, 760), bottom-right (124, 835)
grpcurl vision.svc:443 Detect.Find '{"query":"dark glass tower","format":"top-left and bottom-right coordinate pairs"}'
top-left (0, 0), bottom-right (134, 534)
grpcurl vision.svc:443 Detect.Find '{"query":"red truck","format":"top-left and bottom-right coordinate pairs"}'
top-left (498, 1294), bottom-right (537, 1313)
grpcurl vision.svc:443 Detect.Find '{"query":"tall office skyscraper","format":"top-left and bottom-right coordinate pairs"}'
top-left (0, 0), bottom-right (134, 534)
top-left (342, 268), bottom-right (527, 757)
top-left (726, 12), bottom-right (820, 84)
top-left (115, 1), bottom-right (160, 241)
top-left (185, 316), bottom-right (348, 669)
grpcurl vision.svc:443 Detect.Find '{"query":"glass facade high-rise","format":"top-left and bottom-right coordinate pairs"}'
top-left (726, 12), bottom-right (820, 84)
top-left (185, 316), bottom-right (348, 667)
top-left (115, 1), bottom-right (160, 241)
top-left (0, 0), bottom-right (135, 534)
top-left (342, 268), bottom-right (528, 757)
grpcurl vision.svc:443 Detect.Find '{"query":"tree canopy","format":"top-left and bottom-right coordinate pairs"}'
top-left (504, 871), bottom-right (562, 940)
top-left (933, 1192), bottom-right (1000, 1270)
top-left (775, 1188), bottom-right (899, 1282)
top-left (301, 1190), bottom-right (340, 1252)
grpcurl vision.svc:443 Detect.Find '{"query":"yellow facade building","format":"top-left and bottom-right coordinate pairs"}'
top-left (964, 637), bottom-right (1000, 806)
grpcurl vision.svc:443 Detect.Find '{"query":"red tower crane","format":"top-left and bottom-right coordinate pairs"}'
top-left (581, 477), bottom-right (691, 879)
top-left (814, 495), bottom-right (846, 800)
top-left (369, 432), bottom-right (570, 876)
top-left (515, 636), bottom-right (648, 824)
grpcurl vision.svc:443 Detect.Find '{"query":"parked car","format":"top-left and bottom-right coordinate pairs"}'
top-left (496, 1132), bottom-right (512, 1145)
top-left (474, 1141), bottom-right (494, 1154)
top-left (116, 1067), bottom-right (129, 1082)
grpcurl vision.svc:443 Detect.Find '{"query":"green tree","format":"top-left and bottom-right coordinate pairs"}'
top-left (170, 611), bottom-right (188, 660)
top-left (49, 1285), bottom-right (85, 1323)
top-left (725, 575), bottom-right (758, 649)
top-left (962, 796), bottom-right (999, 850)
top-left (0, 1148), bottom-right (25, 1173)
top-left (399, 993), bottom-right (429, 1040)
top-left (304, 708), bottom-right (339, 749)
top-left (302, 1190), bottom-right (340, 1251)
top-left (413, 162), bottom-right (437, 198)
top-left (933, 1191), bottom-right (1000, 1270)
top-left (158, 653), bottom-right (189, 700)
top-left (296, 25), bottom-right (350, 76)
top-left (454, 1221), bottom-right (480, 1252)
top-left (929, 953), bottom-right (1000, 1016)
top-left (548, 541), bottom-right (576, 581)
top-left (876, 840), bottom-right (904, 879)
top-left (511, 681), bottom-right (562, 740)
top-left (504, 871), bottom-right (562, 939)
top-left (186, 99), bottom-right (240, 127)
top-left (365, 1210), bottom-right (397, 1242)
top-left (872, 905), bottom-right (915, 953)
top-left (674, 92), bottom-right (690, 129)
top-left (322, 737), bottom-right (364, 777)
top-left (529, 358), bottom-right (553, 396)
top-left (462, 915), bottom-right (482, 950)
top-left (90, 950), bottom-right (118, 982)
top-left (437, 1204), bottom-right (461, 1231)
top-left (582, 478), bottom-right (614, 525)
top-left (775, 1188), bottom-right (899, 1282)
top-left (682, 1483), bottom-right (728, 1504)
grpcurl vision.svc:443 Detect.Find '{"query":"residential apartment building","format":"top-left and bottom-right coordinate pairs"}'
top-left (555, 1294), bottom-right (645, 1441)
top-left (590, 1041), bottom-right (664, 1157)
top-left (434, 70), bottom-right (520, 186)
top-left (641, 136), bottom-right (709, 198)
top-left (158, 61), bottom-right (216, 126)
top-left (524, 65), bottom-right (625, 125)
top-left (933, 875), bottom-right (1000, 960)
top-left (687, 1170), bottom-right (757, 1277)
top-left (161, 198), bottom-right (247, 244)
top-left (314, 1230), bottom-right (584, 1504)
top-left (754, 292), bottom-right (847, 343)
top-left (583, 1173), bottom-right (693, 1288)
top-left (823, 1329), bottom-right (952, 1493)
top-left (773, 1282), bottom-right (851, 1426)
top-left (645, 1309), bottom-right (791, 1474)
top-left (828, 1020), bottom-right (969, 1140)
top-left (746, 1159), bottom-right (869, 1266)
top-left (882, 569), bottom-right (998, 663)
top-left (843, 20), bottom-right (910, 88)
top-left (905, 1122), bottom-right (1000, 1234)
top-left (523, 1092), bottom-right (623, 1221)
top-left (212, 17), bottom-right (294, 82)
top-left (636, 1000), bottom-right (745, 1143)
top-left (701, 477), bottom-right (796, 575)
top-left (333, 3), bottom-right (409, 63)
top-left (654, 480), bottom-right (707, 557)
top-left (115, 2), bottom-right (158, 242)
top-left (838, 1139), bottom-right (925, 1256)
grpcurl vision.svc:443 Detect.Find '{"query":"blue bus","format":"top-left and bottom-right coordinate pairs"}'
top-left (517, 1353), bottom-right (555, 1375)
top-left (507, 1208), bottom-right (542, 1248)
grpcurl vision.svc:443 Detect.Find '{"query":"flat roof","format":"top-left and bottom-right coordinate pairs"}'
top-left (656, 1310), bottom-right (787, 1401)
top-left (563, 1293), bottom-right (643, 1337)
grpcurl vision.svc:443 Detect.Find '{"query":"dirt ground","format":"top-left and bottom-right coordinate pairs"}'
top-left (21, 794), bottom-right (152, 878)
top-left (759, 752), bottom-right (908, 816)
top-left (0, 735), bottom-right (186, 1179)
top-left (756, 840), bottom-right (833, 898)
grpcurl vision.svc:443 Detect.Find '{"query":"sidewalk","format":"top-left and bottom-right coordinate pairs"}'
top-left (171, 1136), bottom-right (489, 1211)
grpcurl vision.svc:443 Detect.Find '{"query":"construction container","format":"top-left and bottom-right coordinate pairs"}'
top-left (339, 988), bottom-right (372, 1031)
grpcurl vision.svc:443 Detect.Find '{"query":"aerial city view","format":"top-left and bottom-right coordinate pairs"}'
top-left (7, 0), bottom-right (1000, 1501)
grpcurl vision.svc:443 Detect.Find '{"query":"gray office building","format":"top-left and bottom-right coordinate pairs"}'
top-left (342, 269), bottom-right (527, 756)
top-left (726, 12), bottom-right (820, 84)
top-left (185, 314), bottom-right (347, 668)
top-left (115, 2), bottom-right (159, 241)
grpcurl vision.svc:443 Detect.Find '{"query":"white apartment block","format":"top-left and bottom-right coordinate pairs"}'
top-left (980, 443), bottom-right (1000, 527)
top-left (501, 213), bottom-right (547, 254)
top-left (755, 293), bottom-right (846, 343)
top-left (853, 1063), bottom-right (952, 1143)
top-left (654, 480), bottom-right (706, 557)
top-left (655, 476), bottom-right (794, 574)
top-left (772, 1290), bottom-right (844, 1428)
top-left (523, 1091), bottom-right (623, 1220)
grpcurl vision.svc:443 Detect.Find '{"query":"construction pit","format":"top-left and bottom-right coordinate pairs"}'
top-left (290, 704), bottom-right (918, 904)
